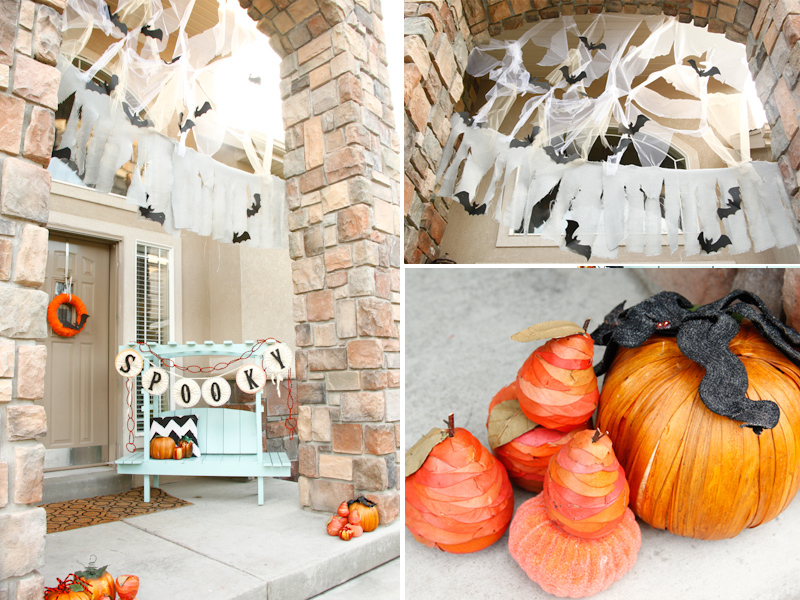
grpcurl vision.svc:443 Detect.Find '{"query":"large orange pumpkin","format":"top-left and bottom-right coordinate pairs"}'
top-left (597, 322), bottom-right (800, 540)
top-left (405, 427), bottom-right (514, 553)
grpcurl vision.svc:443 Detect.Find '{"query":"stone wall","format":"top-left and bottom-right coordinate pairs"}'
top-left (0, 0), bottom-right (63, 596)
top-left (403, 0), bottom-right (800, 263)
top-left (241, 0), bottom-right (402, 524)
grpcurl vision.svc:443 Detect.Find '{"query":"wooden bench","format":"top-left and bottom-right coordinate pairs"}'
top-left (115, 342), bottom-right (291, 505)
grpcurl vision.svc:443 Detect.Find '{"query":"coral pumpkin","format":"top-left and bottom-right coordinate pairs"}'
top-left (509, 495), bottom-right (641, 598)
top-left (487, 382), bottom-right (588, 492)
top-left (597, 322), bottom-right (800, 540)
top-left (114, 576), bottom-right (138, 600)
top-left (516, 332), bottom-right (599, 431)
top-left (406, 423), bottom-right (514, 554)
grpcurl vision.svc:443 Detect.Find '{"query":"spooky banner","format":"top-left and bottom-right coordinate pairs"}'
top-left (436, 15), bottom-right (799, 258)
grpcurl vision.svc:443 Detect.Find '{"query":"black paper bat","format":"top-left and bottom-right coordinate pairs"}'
top-left (544, 144), bottom-right (579, 164)
top-left (85, 74), bottom-right (117, 96)
top-left (248, 75), bottom-right (262, 85)
top-left (62, 313), bottom-right (90, 331)
top-left (165, 55), bottom-right (182, 64)
top-left (194, 101), bottom-right (212, 118)
top-left (139, 205), bottom-right (166, 225)
top-left (560, 67), bottom-right (587, 85)
top-left (123, 102), bottom-right (151, 127)
top-left (458, 111), bottom-right (477, 127)
top-left (698, 232), bottom-right (731, 253)
top-left (687, 59), bottom-right (720, 78)
top-left (454, 191), bottom-right (487, 216)
top-left (579, 36), bottom-right (606, 51)
top-left (110, 11), bottom-right (128, 34)
top-left (717, 187), bottom-right (743, 219)
top-left (565, 219), bottom-right (592, 260)
top-left (179, 113), bottom-right (195, 133)
top-left (610, 137), bottom-right (632, 159)
top-left (529, 77), bottom-right (551, 91)
top-left (141, 24), bottom-right (163, 40)
top-left (509, 126), bottom-right (541, 148)
top-left (247, 194), bottom-right (262, 217)
top-left (530, 184), bottom-right (558, 229)
top-left (232, 231), bottom-right (251, 243)
top-left (618, 114), bottom-right (650, 136)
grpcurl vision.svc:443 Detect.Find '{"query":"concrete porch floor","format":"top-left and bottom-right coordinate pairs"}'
top-left (41, 477), bottom-right (401, 600)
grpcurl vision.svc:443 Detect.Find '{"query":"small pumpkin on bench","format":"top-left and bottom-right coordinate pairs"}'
top-left (150, 435), bottom-right (175, 460)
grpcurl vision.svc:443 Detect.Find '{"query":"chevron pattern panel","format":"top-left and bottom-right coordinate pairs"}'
top-left (150, 415), bottom-right (201, 457)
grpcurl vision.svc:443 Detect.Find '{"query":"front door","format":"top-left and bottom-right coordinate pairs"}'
top-left (39, 234), bottom-right (111, 469)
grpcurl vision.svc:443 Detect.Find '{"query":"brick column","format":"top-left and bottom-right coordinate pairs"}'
top-left (0, 0), bottom-right (62, 596)
top-left (241, 0), bottom-right (402, 524)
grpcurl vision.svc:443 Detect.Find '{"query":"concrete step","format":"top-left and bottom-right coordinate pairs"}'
top-left (311, 558), bottom-right (400, 600)
top-left (42, 466), bottom-right (133, 504)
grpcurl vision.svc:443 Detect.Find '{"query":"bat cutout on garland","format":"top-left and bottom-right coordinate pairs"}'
top-left (165, 55), bottom-right (182, 64)
top-left (85, 74), bottom-right (118, 96)
top-left (62, 313), bottom-right (91, 331)
top-left (123, 102), bottom-right (151, 127)
top-left (141, 24), bottom-right (163, 41)
top-left (687, 59), bottom-right (720, 78)
top-left (565, 219), bottom-right (592, 260)
top-left (179, 113), bottom-right (195, 133)
top-left (544, 144), bottom-right (580, 164)
top-left (529, 76), bottom-right (552, 91)
top-left (247, 194), bottom-right (262, 217)
top-left (457, 111), bottom-right (486, 128)
top-left (232, 231), bottom-right (251, 243)
top-left (509, 126), bottom-right (541, 148)
top-left (579, 36), bottom-right (606, 51)
top-left (101, 4), bottom-right (128, 34)
top-left (698, 232), bottom-right (731, 253)
top-left (139, 205), bottom-right (166, 225)
top-left (248, 75), bottom-right (262, 85)
top-left (717, 187), bottom-right (742, 219)
top-left (195, 102), bottom-right (213, 118)
top-left (454, 191), bottom-right (487, 216)
top-left (559, 67), bottom-right (587, 84)
top-left (618, 114), bottom-right (650, 136)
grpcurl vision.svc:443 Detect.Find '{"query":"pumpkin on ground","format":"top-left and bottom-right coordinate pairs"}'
top-left (74, 564), bottom-right (115, 600)
top-left (516, 331), bottom-right (599, 431)
top-left (44, 576), bottom-right (92, 600)
top-left (597, 322), bottom-right (800, 540)
top-left (347, 497), bottom-right (379, 532)
top-left (406, 421), bottom-right (514, 554)
top-left (149, 435), bottom-right (175, 460)
top-left (114, 576), bottom-right (139, 600)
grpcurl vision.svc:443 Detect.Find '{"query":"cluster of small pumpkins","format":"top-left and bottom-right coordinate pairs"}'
top-left (150, 435), bottom-right (193, 460)
top-left (407, 315), bottom-right (800, 597)
top-left (44, 563), bottom-right (139, 600)
top-left (325, 497), bottom-right (379, 541)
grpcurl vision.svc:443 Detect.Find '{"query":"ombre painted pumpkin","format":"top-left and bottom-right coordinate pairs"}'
top-left (508, 495), bottom-right (641, 598)
top-left (516, 332), bottom-right (599, 431)
top-left (406, 427), bottom-right (514, 553)
top-left (597, 322), bottom-right (800, 540)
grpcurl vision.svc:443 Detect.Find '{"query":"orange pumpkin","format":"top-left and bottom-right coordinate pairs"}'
top-left (406, 426), bottom-right (514, 553)
top-left (543, 429), bottom-right (630, 539)
top-left (45, 576), bottom-right (92, 600)
top-left (487, 382), bottom-right (588, 492)
top-left (114, 576), bottom-right (138, 600)
top-left (149, 436), bottom-right (175, 460)
top-left (516, 332), bottom-right (599, 431)
top-left (75, 564), bottom-right (115, 600)
top-left (508, 494), bottom-right (641, 598)
top-left (598, 322), bottom-right (800, 540)
top-left (347, 497), bottom-right (379, 532)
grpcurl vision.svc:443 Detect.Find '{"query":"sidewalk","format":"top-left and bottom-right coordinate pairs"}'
top-left (41, 477), bottom-right (401, 600)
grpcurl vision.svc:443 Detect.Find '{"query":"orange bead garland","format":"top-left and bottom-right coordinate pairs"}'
top-left (47, 293), bottom-right (89, 337)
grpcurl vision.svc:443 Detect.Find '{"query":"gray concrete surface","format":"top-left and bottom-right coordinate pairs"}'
top-left (405, 267), bottom-right (800, 600)
top-left (312, 559), bottom-right (400, 600)
top-left (42, 477), bottom-right (400, 600)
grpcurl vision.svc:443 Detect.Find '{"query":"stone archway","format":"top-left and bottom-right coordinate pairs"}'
top-left (0, 0), bottom-right (400, 596)
top-left (403, 0), bottom-right (800, 262)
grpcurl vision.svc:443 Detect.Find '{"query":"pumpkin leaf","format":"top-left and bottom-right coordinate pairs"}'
top-left (487, 398), bottom-right (539, 449)
top-left (511, 320), bottom-right (585, 342)
top-left (405, 427), bottom-right (449, 476)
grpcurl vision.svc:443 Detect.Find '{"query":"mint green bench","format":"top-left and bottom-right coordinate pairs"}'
top-left (114, 341), bottom-right (291, 505)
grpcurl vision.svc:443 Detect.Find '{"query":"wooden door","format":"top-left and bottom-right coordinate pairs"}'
top-left (39, 235), bottom-right (110, 469)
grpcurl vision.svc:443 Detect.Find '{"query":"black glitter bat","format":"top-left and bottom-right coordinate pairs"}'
top-left (579, 36), bottom-right (606, 51)
top-left (194, 101), bottom-right (212, 118)
top-left (248, 75), bottom-right (262, 85)
top-left (698, 232), bottom-right (731, 253)
top-left (62, 313), bottom-right (90, 331)
top-left (141, 24), bottom-right (163, 40)
top-left (179, 113), bottom-right (195, 133)
top-left (454, 191), bottom-right (487, 216)
top-left (247, 194), bottom-right (262, 217)
top-left (687, 59), bottom-right (720, 78)
top-left (717, 187), bottom-right (742, 219)
top-left (232, 231), bottom-right (251, 243)
top-left (565, 219), bottom-right (592, 260)
top-left (139, 205), bottom-right (166, 225)
top-left (618, 114), bottom-right (650, 136)
top-left (591, 290), bottom-right (800, 433)
top-left (509, 126), bottom-right (540, 148)
top-left (544, 144), bottom-right (580, 164)
top-left (560, 67), bottom-right (587, 84)
top-left (123, 102), bottom-right (151, 128)
top-left (109, 11), bottom-right (128, 34)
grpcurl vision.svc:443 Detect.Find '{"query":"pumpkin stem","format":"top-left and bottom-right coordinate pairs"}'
top-left (591, 429), bottom-right (607, 443)
top-left (444, 413), bottom-right (455, 437)
top-left (583, 318), bottom-right (591, 331)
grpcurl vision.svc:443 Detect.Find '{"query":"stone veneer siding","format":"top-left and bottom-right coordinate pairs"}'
top-left (403, 0), bottom-right (800, 262)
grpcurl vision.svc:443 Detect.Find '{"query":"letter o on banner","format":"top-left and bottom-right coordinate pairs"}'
top-left (263, 342), bottom-right (293, 377)
top-left (115, 349), bottom-right (143, 378)
top-left (172, 378), bottom-right (201, 408)
top-left (202, 376), bottom-right (231, 407)
top-left (236, 364), bottom-right (267, 394)
top-left (141, 367), bottom-right (169, 395)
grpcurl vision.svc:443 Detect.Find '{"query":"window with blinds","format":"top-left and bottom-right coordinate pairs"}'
top-left (135, 243), bottom-right (172, 433)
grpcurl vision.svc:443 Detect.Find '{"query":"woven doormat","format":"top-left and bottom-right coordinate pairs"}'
top-left (44, 487), bottom-right (192, 533)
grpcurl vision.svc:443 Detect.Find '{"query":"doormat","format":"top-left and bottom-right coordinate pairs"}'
top-left (44, 487), bottom-right (192, 533)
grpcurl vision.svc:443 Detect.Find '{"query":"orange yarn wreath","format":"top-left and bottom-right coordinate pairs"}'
top-left (47, 294), bottom-right (90, 337)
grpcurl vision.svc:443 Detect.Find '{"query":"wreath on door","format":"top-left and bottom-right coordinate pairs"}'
top-left (47, 294), bottom-right (90, 337)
